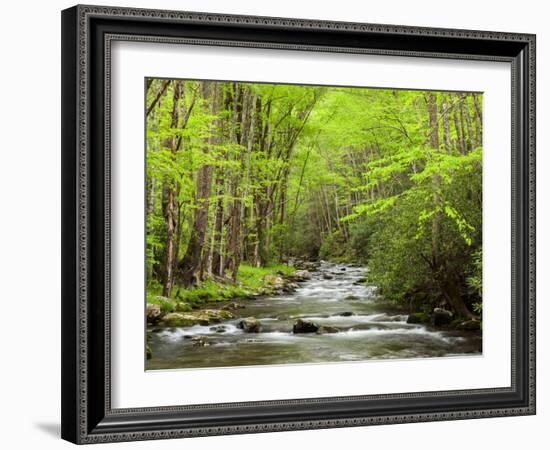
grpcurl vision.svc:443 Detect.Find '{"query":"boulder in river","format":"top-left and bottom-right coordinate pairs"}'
top-left (406, 312), bottom-right (431, 324)
top-left (191, 336), bottom-right (210, 347)
top-left (194, 309), bottom-right (235, 325)
top-left (263, 275), bottom-right (285, 290)
top-left (283, 282), bottom-right (300, 293)
top-left (295, 260), bottom-right (320, 271)
top-left (455, 319), bottom-right (482, 331)
top-left (354, 277), bottom-right (367, 285)
top-left (159, 313), bottom-right (196, 327)
top-left (337, 311), bottom-right (355, 317)
top-left (317, 325), bottom-right (340, 334)
top-left (290, 270), bottom-right (312, 281)
top-left (238, 317), bottom-right (262, 333)
top-left (322, 274), bottom-right (334, 280)
top-left (146, 303), bottom-right (163, 324)
top-left (344, 295), bottom-right (360, 301)
top-left (293, 318), bottom-right (319, 333)
top-left (432, 308), bottom-right (454, 326)
top-left (159, 309), bottom-right (235, 327)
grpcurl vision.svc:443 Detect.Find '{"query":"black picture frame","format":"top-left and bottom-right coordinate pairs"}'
top-left (61, 4), bottom-right (536, 444)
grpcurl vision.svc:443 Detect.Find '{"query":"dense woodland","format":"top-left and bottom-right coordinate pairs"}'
top-left (146, 79), bottom-right (483, 319)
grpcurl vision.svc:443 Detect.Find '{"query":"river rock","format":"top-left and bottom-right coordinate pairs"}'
top-left (290, 270), bottom-right (312, 281)
top-left (263, 275), bottom-right (285, 290)
top-left (197, 309), bottom-right (235, 325)
top-left (337, 311), bottom-right (355, 317)
top-left (354, 277), bottom-right (367, 285)
top-left (406, 312), bottom-right (430, 324)
top-left (317, 325), bottom-right (340, 334)
top-left (295, 260), bottom-right (320, 271)
top-left (191, 336), bottom-right (210, 347)
top-left (432, 308), bottom-right (454, 326)
top-left (455, 319), bottom-right (482, 331)
top-left (283, 282), bottom-right (300, 293)
top-left (159, 313), bottom-right (195, 327)
top-left (238, 317), bottom-right (262, 333)
top-left (222, 301), bottom-right (242, 311)
top-left (344, 295), bottom-right (360, 301)
top-left (210, 325), bottom-right (227, 333)
top-left (159, 309), bottom-right (234, 327)
top-left (146, 303), bottom-right (163, 324)
top-left (293, 318), bottom-right (319, 333)
top-left (322, 274), bottom-right (334, 280)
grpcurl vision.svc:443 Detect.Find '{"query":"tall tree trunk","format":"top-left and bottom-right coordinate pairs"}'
top-left (440, 94), bottom-right (452, 153)
top-left (472, 94), bottom-right (483, 147)
top-left (210, 167), bottom-right (225, 276)
top-left (462, 94), bottom-right (474, 151)
top-left (452, 96), bottom-right (464, 153)
top-left (161, 81), bottom-right (182, 297)
top-left (458, 94), bottom-right (468, 153)
top-left (178, 82), bottom-right (219, 287)
top-left (427, 93), bottom-right (441, 270)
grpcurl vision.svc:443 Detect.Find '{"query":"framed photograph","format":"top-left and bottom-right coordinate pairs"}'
top-left (61, 5), bottom-right (536, 444)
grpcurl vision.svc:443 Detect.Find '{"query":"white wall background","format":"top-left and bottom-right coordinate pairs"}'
top-left (0, 0), bottom-right (546, 448)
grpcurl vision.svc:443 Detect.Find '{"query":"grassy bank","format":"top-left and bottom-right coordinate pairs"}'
top-left (147, 263), bottom-right (295, 313)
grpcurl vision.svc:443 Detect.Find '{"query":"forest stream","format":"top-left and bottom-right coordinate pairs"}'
top-left (147, 262), bottom-right (482, 370)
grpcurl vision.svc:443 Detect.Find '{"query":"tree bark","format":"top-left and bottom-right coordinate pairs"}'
top-left (161, 80), bottom-right (182, 297)
top-left (440, 94), bottom-right (452, 153)
top-left (472, 93), bottom-right (483, 147)
top-left (178, 82), bottom-right (219, 287)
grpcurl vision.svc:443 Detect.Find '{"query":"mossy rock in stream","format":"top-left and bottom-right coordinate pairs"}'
top-left (406, 312), bottom-right (431, 324)
top-left (293, 319), bottom-right (319, 333)
top-left (336, 311), bottom-right (355, 317)
top-left (237, 317), bottom-right (262, 333)
top-left (317, 325), bottom-right (340, 334)
top-left (159, 313), bottom-right (196, 327)
top-left (454, 319), bottom-right (482, 331)
top-left (432, 308), bottom-right (454, 326)
top-left (160, 309), bottom-right (236, 327)
top-left (146, 303), bottom-right (163, 324)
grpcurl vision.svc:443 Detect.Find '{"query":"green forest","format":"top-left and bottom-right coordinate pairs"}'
top-left (145, 78), bottom-right (483, 322)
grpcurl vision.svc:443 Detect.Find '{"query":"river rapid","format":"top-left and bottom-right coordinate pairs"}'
top-left (147, 262), bottom-right (481, 370)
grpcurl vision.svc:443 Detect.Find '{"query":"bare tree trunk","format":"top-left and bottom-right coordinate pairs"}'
top-left (458, 94), bottom-right (468, 153)
top-left (178, 82), bottom-right (219, 287)
top-left (161, 81), bottom-right (182, 297)
top-left (210, 167), bottom-right (225, 276)
top-left (472, 93), bottom-right (483, 147)
top-left (427, 92), bottom-right (441, 270)
top-left (440, 94), bottom-right (452, 153)
top-left (462, 94), bottom-right (474, 151)
top-left (452, 96), bottom-right (464, 153)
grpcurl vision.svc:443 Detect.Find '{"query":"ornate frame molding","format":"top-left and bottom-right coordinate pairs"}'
top-left (61, 4), bottom-right (536, 444)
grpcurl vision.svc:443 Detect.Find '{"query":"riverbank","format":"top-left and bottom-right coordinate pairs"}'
top-left (146, 263), bottom-right (305, 327)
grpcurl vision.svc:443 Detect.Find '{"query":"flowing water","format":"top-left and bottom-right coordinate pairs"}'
top-left (147, 262), bottom-right (481, 370)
